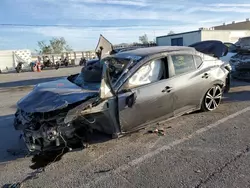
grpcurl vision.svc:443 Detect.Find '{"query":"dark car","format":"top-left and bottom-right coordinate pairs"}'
top-left (14, 46), bottom-right (231, 152)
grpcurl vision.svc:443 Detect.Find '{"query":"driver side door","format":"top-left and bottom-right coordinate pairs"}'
top-left (117, 56), bottom-right (174, 132)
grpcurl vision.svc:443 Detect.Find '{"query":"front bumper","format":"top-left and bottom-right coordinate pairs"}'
top-left (22, 133), bottom-right (42, 152)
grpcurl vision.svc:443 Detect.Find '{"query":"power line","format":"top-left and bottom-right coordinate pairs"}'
top-left (0, 23), bottom-right (93, 28)
top-left (0, 23), bottom-right (167, 28)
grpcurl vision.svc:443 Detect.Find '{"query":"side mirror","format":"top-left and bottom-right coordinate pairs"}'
top-left (118, 80), bottom-right (131, 94)
top-left (126, 92), bottom-right (136, 108)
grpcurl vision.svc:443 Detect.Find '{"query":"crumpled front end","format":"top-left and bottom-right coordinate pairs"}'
top-left (14, 96), bottom-right (120, 152)
top-left (14, 106), bottom-right (81, 152)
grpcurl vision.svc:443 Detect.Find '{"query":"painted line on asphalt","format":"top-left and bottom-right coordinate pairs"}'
top-left (86, 106), bottom-right (250, 187)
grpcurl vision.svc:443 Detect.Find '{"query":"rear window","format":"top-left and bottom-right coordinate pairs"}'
top-left (171, 55), bottom-right (196, 75)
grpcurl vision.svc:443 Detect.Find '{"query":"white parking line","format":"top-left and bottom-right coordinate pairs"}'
top-left (85, 106), bottom-right (250, 187)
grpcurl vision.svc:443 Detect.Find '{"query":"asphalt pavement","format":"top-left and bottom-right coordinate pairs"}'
top-left (0, 67), bottom-right (250, 188)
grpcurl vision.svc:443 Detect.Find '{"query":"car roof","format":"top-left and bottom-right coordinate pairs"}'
top-left (114, 46), bottom-right (196, 58)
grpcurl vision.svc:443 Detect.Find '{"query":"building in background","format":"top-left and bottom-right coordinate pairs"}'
top-left (214, 19), bottom-right (250, 30)
top-left (156, 29), bottom-right (250, 47)
top-left (156, 19), bottom-right (250, 47)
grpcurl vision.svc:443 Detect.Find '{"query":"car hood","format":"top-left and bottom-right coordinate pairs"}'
top-left (95, 34), bottom-right (114, 59)
top-left (17, 78), bottom-right (99, 113)
top-left (220, 52), bottom-right (237, 64)
top-left (189, 40), bottom-right (228, 58)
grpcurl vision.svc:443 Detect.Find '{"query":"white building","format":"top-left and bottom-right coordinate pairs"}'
top-left (156, 28), bottom-right (250, 46)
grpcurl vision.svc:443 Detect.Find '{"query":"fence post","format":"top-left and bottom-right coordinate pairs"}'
top-left (74, 52), bottom-right (76, 60)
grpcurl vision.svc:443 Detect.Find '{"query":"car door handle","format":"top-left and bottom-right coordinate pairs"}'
top-left (162, 86), bottom-right (172, 93)
top-left (202, 73), bottom-right (209, 79)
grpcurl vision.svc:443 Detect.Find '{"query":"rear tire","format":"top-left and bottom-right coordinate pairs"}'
top-left (201, 85), bottom-right (222, 112)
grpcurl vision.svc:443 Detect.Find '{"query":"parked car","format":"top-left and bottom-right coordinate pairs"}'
top-left (14, 45), bottom-right (231, 152)
top-left (235, 36), bottom-right (250, 50)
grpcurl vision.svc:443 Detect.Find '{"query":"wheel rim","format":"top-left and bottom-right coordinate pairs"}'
top-left (205, 86), bottom-right (222, 111)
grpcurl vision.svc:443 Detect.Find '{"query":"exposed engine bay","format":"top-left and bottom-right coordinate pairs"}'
top-left (14, 99), bottom-right (95, 151)
top-left (14, 93), bottom-right (120, 152)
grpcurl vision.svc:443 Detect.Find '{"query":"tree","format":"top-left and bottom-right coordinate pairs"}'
top-left (139, 34), bottom-right (149, 44)
top-left (37, 37), bottom-right (72, 54)
top-left (37, 41), bottom-right (52, 54)
top-left (168, 31), bottom-right (175, 35)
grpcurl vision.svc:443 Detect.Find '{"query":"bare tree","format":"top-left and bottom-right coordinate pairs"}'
top-left (168, 31), bottom-right (175, 35)
top-left (37, 41), bottom-right (52, 54)
top-left (139, 34), bottom-right (149, 44)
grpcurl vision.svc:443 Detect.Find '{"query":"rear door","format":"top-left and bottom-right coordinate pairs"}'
top-left (168, 53), bottom-right (212, 115)
top-left (117, 57), bottom-right (175, 132)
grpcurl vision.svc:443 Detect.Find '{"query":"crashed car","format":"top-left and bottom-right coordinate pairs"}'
top-left (14, 45), bottom-right (231, 152)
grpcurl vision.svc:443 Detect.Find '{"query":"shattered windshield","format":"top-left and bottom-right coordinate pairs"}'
top-left (69, 70), bottom-right (101, 90)
top-left (67, 55), bottom-right (142, 91)
top-left (102, 56), bottom-right (140, 87)
top-left (104, 58), bottom-right (130, 82)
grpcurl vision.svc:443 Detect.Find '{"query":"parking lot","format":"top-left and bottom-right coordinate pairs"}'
top-left (1, 67), bottom-right (250, 188)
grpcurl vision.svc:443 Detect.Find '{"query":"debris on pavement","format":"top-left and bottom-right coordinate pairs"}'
top-left (148, 128), bottom-right (166, 136)
top-left (194, 169), bottom-right (201, 173)
top-left (201, 138), bottom-right (206, 141)
top-left (2, 183), bottom-right (23, 188)
top-left (94, 169), bottom-right (112, 174)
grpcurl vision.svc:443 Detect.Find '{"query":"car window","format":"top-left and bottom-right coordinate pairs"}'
top-left (171, 55), bottom-right (196, 75)
top-left (128, 58), bottom-right (166, 88)
top-left (194, 55), bottom-right (203, 68)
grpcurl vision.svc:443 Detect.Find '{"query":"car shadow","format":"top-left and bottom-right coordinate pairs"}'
top-left (29, 130), bottom-right (111, 170)
top-left (223, 79), bottom-right (250, 102)
top-left (0, 114), bottom-right (27, 164)
top-left (0, 115), bottom-right (112, 187)
top-left (0, 114), bottom-right (112, 169)
top-left (231, 77), bottom-right (250, 87)
top-left (223, 90), bottom-right (250, 102)
top-left (0, 76), bottom-right (65, 88)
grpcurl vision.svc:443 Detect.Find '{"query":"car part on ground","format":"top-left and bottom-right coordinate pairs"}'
top-left (14, 42), bottom-right (231, 153)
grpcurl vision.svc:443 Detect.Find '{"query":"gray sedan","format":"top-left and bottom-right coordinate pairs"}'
top-left (14, 46), bottom-right (231, 152)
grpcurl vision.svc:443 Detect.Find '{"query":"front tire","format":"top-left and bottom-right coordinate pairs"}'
top-left (201, 85), bottom-right (222, 112)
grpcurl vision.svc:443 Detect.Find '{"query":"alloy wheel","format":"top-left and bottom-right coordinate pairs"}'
top-left (205, 86), bottom-right (222, 111)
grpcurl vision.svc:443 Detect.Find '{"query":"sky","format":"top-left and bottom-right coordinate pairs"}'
top-left (0, 0), bottom-right (250, 51)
